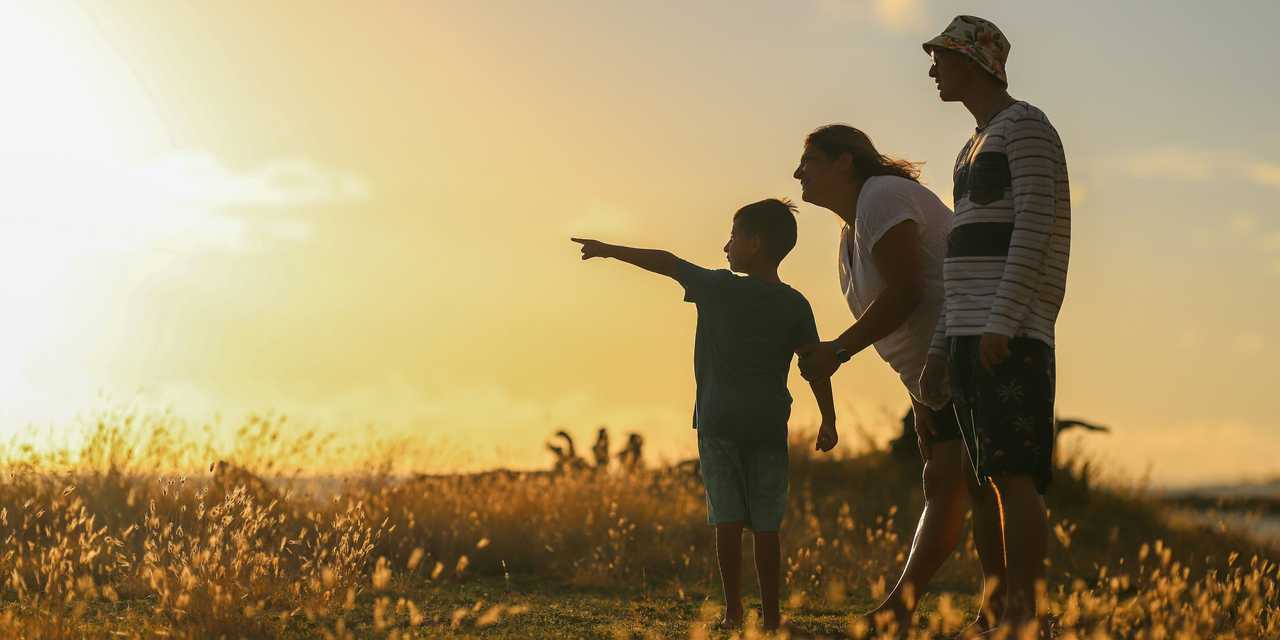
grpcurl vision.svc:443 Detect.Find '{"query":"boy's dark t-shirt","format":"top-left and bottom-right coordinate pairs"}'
top-left (675, 260), bottom-right (819, 447)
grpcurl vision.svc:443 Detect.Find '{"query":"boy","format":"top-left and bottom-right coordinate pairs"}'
top-left (571, 198), bottom-right (836, 631)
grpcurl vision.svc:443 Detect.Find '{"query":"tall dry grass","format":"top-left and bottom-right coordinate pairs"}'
top-left (0, 410), bottom-right (1274, 638)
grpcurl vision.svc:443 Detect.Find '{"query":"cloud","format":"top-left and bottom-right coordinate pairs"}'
top-left (816, 0), bottom-right (929, 34)
top-left (1263, 231), bottom-right (1280, 253)
top-left (1222, 211), bottom-right (1280, 275)
top-left (1233, 332), bottom-right (1265, 355)
top-left (1228, 211), bottom-right (1259, 235)
top-left (1122, 148), bottom-right (1224, 181)
top-left (1121, 148), bottom-right (1280, 190)
top-left (1248, 163), bottom-right (1280, 188)
top-left (133, 152), bottom-right (370, 209)
top-left (0, 150), bottom-right (369, 255)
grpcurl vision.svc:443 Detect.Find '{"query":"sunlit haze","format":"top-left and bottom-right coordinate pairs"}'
top-left (2, 1), bottom-right (1278, 486)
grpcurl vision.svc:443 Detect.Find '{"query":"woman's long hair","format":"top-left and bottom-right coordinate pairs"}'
top-left (805, 124), bottom-right (923, 182)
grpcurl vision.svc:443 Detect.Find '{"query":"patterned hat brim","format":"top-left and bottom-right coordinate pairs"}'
top-left (923, 35), bottom-right (1008, 86)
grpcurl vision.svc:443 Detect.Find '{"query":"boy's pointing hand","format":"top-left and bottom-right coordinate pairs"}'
top-left (571, 237), bottom-right (611, 260)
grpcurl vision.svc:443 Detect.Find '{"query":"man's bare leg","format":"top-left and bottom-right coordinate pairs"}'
top-left (966, 456), bottom-right (1008, 628)
top-left (752, 530), bottom-right (782, 630)
top-left (715, 522), bottom-right (746, 626)
top-left (867, 440), bottom-right (969, 631)
top-left (988, 474), bottom-right (1048, 628)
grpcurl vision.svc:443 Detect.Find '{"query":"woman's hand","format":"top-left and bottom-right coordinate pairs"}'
top-left (919, 353), bottom-right (951, 409)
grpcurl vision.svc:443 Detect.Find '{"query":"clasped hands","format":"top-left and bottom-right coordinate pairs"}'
top-left (802, 333), bottom-right (1013, 457)
top-left (801, 333), bottom-right (1012, 386)
top-left (796, 340), bottom-right (844, 382)
top-left (793, 343), bottom-right (840, 454)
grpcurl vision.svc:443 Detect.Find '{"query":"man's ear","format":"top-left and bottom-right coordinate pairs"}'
top-left (964, 57), bottom-right (986, 82)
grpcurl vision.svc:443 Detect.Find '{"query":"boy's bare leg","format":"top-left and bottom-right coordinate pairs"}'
top-left (715, 522), bottom-right (746, 625)
top-left (868, 440), bottom-right (969, 630)
top-left (988, 474), bottom-right (1047, 628)
top-left (752, 530), bottom-right (781, 630)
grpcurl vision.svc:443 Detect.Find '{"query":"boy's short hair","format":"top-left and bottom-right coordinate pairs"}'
top-left (733, 198), bottom-right (798, 264)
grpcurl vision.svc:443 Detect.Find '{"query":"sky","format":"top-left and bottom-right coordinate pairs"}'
top-left (0, 1), bottom-right (1277, 485)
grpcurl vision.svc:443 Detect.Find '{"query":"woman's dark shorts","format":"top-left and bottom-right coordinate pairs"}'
top-left (924, 401), bottom-right (963, 442)
top-left (949, 335), bottom-right (1056, 494)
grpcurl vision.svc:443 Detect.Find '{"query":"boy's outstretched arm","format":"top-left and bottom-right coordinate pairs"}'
top-left (571, 238), bottom-right (680, 280)
top-left (810, 376), bottom-right (838, 452)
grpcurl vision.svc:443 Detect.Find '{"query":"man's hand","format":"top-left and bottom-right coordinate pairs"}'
top-left (570, 237), bottom-right (612, 260)
top-left (918, 353), bottom-right (951, 409)
top-left (979, 333), bottom-right (1011, 371)
top-left (913, 408), bottom-right (936, 462)
top-left (815, 420), bottom-right (838, 453)
top-left (797, 341), bottom-right (843, 382)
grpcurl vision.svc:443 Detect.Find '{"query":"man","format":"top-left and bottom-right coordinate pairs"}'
top-left (919, 15), bottom-right (1072, 629)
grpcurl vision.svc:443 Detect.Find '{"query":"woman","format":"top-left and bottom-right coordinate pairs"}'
top-left (793, 124), bottom-right (1003, 629)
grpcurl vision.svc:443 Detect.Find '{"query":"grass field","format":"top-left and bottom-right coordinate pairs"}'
top-left (0, 413), bottom-right (1275, 638)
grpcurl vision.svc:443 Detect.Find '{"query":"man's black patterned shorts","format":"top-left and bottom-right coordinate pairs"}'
top-left (949, 335), bottom-right (1056, 494)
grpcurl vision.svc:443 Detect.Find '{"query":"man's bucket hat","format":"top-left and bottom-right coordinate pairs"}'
top-left (923, 15), bottom-right (1011, 86)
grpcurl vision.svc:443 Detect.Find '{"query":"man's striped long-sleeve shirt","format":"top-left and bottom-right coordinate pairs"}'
top-left (929, 100), bottom-right (1071, 355)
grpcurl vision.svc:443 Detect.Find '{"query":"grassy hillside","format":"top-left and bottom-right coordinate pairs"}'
top-left (0, 414), bottom-right (1275, 638)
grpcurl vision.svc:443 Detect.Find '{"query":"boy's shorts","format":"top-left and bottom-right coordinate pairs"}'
top-left (949, 335), bottom-right (1056, 494)
top-left (697, 434), bottom-right (788, 532)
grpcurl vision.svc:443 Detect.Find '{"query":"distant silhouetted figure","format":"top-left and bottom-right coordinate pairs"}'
top-left (1056, 418), bottom-right (1108, 435)
top-left (617, 433), bottom-right (645, 471)
top-left (592, 427), bottom-right (610, 470)
top-left (546, 430), bottom-right (589, 474)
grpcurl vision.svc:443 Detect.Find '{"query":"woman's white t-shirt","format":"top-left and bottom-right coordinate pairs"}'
top-left (838, 175), bottom-right (951, 401)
